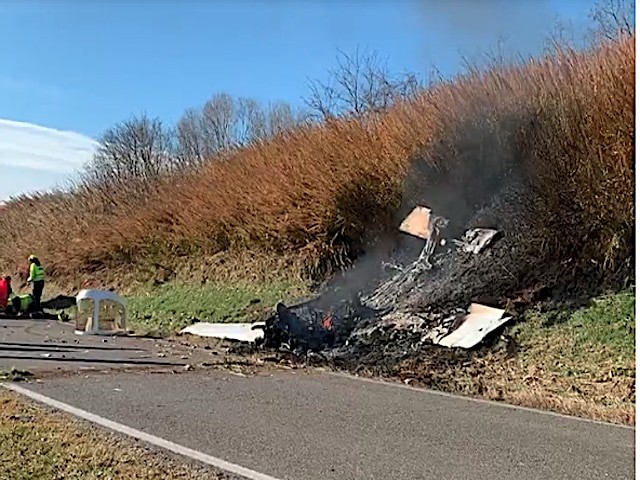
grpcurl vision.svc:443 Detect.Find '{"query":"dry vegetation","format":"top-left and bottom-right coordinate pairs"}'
top-left (0, 36), bottom-right (634, 296)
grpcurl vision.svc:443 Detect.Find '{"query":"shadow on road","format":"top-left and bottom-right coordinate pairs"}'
top-left (0, 354), bottom-right (185, 367)
top-left (0, 341), bottom-right (144, 352)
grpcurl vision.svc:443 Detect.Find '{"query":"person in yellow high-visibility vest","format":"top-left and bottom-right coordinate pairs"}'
top-left (27, 255), bottom-right (45, 312)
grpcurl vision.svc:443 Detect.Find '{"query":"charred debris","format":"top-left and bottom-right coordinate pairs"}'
top-left (253, 206), bottom-right (508, 356)
top-left (181, 204), bottom-right (518, 358)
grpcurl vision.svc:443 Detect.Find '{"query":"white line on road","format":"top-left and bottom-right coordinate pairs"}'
top-left (2, 382), bottom-right (285, 480)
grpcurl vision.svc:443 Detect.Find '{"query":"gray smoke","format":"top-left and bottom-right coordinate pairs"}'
top-left (418, 0), bottom-right (558, 58)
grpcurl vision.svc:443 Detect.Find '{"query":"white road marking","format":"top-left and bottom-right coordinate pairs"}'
top-left (325, 371), bottom-right (636, 430)
top-left (2, 382), bottom-right (285, 480)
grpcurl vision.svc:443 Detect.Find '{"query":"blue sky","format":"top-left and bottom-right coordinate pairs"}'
top-left (0, 0), bottom-right (600, 199)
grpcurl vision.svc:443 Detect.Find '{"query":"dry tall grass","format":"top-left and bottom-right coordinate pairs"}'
top-left (0, 36), bottom-right (634, 290)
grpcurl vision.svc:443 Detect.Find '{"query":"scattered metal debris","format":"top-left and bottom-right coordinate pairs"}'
top-left (364, 207), bottom-right (450, 310)
top-left (398, 205), bottom-right (449, 269)
top-left (345, 302), bottom-right (510, 352)
top-left (454, 228), bottom-right (499, 254)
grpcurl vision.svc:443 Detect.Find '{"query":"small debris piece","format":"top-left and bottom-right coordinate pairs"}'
top-left (0, 368), bottom-right (34, 382)
top-left (399, 206), bottom-right (433, 240)
top-left (454, 228), bottom-right (499, 254)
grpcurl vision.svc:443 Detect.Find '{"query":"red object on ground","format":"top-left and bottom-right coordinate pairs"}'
top-left (322, 312), bottom-right (334, 330)
top-left (0, 277), bottom-right (9, 309)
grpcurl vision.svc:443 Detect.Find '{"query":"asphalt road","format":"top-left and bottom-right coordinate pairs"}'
top-left (25, 369), bottom-right (635, 480)
top-left (0, 318), bottom-right (214, 372)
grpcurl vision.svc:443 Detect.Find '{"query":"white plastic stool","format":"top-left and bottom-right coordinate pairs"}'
top-left (75, 289), bottom-right (127, 335)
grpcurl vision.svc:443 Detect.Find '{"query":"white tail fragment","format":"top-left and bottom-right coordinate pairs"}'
top-left (180, 322), bottom-right (265, 343)
top-left (436, 303), bottom-right (511, 349)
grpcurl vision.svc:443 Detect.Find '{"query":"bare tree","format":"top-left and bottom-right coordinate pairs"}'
top-left (201, 93), bottom-right (237, 153)
top-left (217, 95), bottom-right (304, 146)
top-left (590, 0), bottom-right (635, 41)
top-left (236, 97), bottom-right (268, 145)
top-left (176, 92), bottom-right (311, 164)
top-left (305, 77), bottom-right (339, 120)
top-left (304, 47), bottom-right (422, 120)
top-left (176, 107), bottom-right (207, 167)
top-left (81, 113), bottom-right (175, 189)
top-left (266, 100), bottom-right (297, 136)
top-left (393, 71), bottom-right (422, 99)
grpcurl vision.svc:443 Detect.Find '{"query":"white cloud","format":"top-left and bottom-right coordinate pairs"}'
top-left (0, 118), bottom-right (99, 173)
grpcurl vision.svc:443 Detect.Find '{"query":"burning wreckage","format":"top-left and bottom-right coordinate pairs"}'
top-left (181, 206), bottom-right (512, 355)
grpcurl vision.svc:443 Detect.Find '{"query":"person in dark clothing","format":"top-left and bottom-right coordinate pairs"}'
top-left (27, 255), bottom-right (45, 312)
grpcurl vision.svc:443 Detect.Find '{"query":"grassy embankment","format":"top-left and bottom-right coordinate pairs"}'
top-left (0, 37), bottom-right (634, 420)
top-left (0, 37), bottom-right (632, 298)
top-left (508, 290), bottom-right (635, 423)
top-left (380, 290), bottom-right (635, 424)
top-left (127, 279), bottom-right (306, 336)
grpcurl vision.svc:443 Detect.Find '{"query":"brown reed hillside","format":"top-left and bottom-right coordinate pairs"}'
top-left (0, 36), bottom-right (633, 292)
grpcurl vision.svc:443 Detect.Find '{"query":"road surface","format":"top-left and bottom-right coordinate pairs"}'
top-left (0, 318), bottom-right (215, 372)
top-left (16, 369), bottom-right (635, 480)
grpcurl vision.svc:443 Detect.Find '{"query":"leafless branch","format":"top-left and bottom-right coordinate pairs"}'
top-left (303, 46), bottom-right (423, 120)
top-left (590, 0), bottom-right (635, 41)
